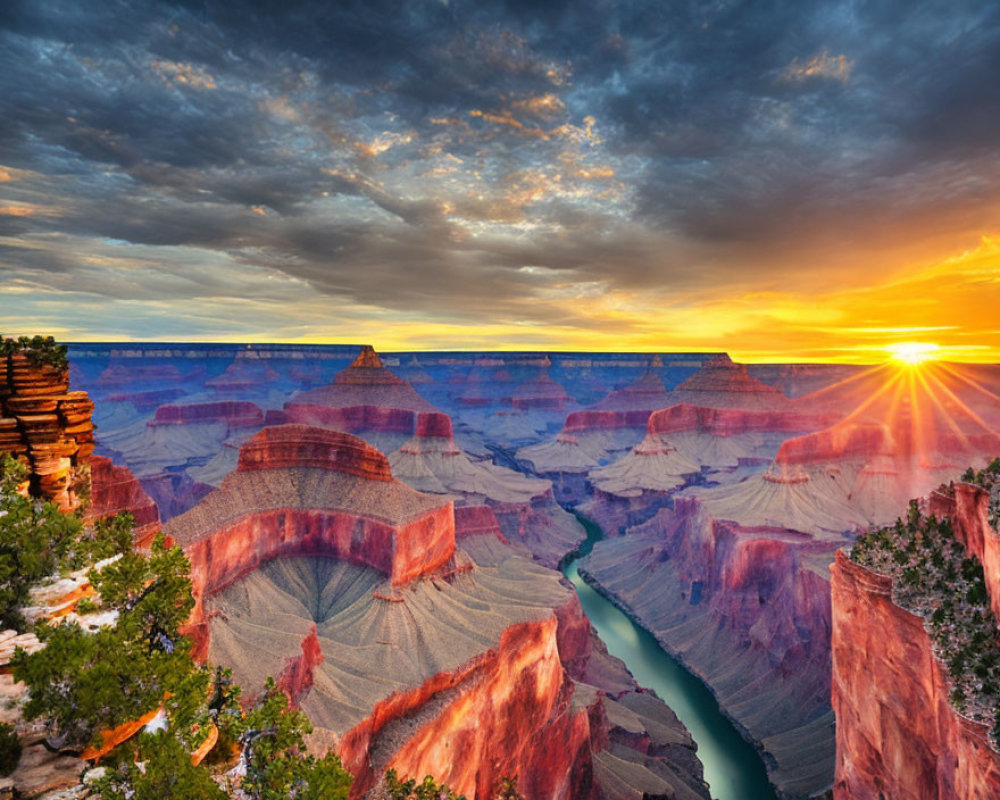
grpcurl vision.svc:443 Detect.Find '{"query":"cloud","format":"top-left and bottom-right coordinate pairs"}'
top-left (0, 0), bottom-right (998, 359)
top-left (150, 59), bottom-right (217, 90)
top-left (782, 51), bottom-right (852, 84)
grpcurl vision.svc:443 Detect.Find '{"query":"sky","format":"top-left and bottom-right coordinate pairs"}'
top-left (1, 0), bottom-right (999, 363)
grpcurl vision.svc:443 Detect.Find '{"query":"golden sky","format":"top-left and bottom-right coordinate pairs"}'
top-left (2, 2), bottom-right (999, 364)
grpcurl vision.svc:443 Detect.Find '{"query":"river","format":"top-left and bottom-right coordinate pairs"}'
top-left (561, 513), bottom-right (777, 800)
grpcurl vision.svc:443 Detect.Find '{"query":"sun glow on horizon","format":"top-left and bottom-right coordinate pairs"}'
top-left (887, 341), bottom-right (941, 366)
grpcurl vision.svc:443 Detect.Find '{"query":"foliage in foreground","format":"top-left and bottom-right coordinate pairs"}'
top-left (0, 454), bottom-right (83, 630)
top-left (382, 770), bottom-right (524, 800)
top-left (5, 470), bottom-right (353, 798)
top-left (2, 430), bottom-right (508, 799)
top-left (0, 723), bottom-right (21, 777)
top-left (0, 334), bottom-right (69, 371)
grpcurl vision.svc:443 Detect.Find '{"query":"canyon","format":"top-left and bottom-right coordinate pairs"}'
top-left (29, 343), bottom-right (1000, 799)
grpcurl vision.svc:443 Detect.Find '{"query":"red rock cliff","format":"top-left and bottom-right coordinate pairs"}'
top-left (167, 425), bottom-right (456, 656)
top-left (340, 615), bottom-right (597, 800)
top-left (831, 550), bottom-right (1000, 799)
top-left (0, 353), bottom-right (94, 511)
top-left (89, 455), bottom-right (161, 545)
top-left (927, 482), bottom-right (1000, 623)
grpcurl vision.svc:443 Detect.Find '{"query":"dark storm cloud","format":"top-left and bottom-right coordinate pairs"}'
top-left (2, 0), bottom-right (1000, 335)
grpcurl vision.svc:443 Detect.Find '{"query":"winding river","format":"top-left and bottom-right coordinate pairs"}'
top-left (562, 514), bottom-right (777, 800)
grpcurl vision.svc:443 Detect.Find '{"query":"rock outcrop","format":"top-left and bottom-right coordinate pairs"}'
top-left (667, 354), bottom-right (792, 410)
top-left (281, 346), bottom-right (441, 451)
top-left (162, 414), bottom-right (708, 800)
top-left (0, 353), bottom-right (94, 511)
top-left (206, 535), bottom-right (710, 800)
top-left (832, 549), bottom-right (1000, 799)
top-left (165, 425), bottom-right (456, 627)
top-left (516, 361), bottom-right (677, 483)
top-left (205, 351), bottom-right (280, 392)
top-left (149, 400), bottom-right (264, 429)
top-left (89, 455), bottom-right (161, 545)
top-left (387, 413), bottom-right (585, 565)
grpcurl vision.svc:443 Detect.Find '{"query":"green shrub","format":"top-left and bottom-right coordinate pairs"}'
top-left (0, 723), bottom-right (21, 776)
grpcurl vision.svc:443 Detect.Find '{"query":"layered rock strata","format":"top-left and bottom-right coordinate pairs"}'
top-left (164, 425), bottom-right (456, 630)
top-left (281, 346), bottom-right (441, 452)
top-left (169, 420), bottom-right (708, 800)
top-left (89, 455), bottom-right (161, 545)
top-left (0, 354), bottom-right (94, 511)
top-left (832, 475), bottom-right (1000, 799)
top-left (580, 506), bottom-right (837, 798)
top-left (388, 413), bottom-right (585, 565)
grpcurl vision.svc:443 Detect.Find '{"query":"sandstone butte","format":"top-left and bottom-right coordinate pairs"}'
top-left (579, 401), bottom-right (1000, 798)
top-left (589, 403), bottom-right (837, 501)
top-left (577, 417), bottom-right (911, 797)
top-left (832, 481), bottom-right (1000, 799)
top-left (205, 351), bottom-right (280, 392)
top-left (163, 422), bottom-right (711, 800)
top-left (0, 353), bottom-right (94, 512)
top-left (510, 357), bottom-right (573, 411)
top-left (278, 346), bottom-right (443, 449)
top-left (516, 358), bottom-right (674, 478)
top-left (387, 412), bottom-right (585, 566)
top-left (517, 354), bottom-right (799, 482)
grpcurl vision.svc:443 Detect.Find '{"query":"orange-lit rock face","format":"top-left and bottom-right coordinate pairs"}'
top-left (89, 455), bottom-right (160, 544)
top-left (0, 354), bottom-right (94, 511)
top-left (277, 625), bottom-right (325, 708)
top-left (831, 551), bottom-right (1000, 800)
top-left (236, 424), bottom-right (393, 481)
top-left (340, 616), bottom-right (595, 800)
top-left (928, 482), bottom-right (1000, 624)
top-left (775, 420), bottom-right (896, 467)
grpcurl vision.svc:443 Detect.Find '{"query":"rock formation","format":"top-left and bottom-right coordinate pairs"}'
top-left (581, 506), bottom-right (837, 797)
top-left (511, 362), bottom-right (573, 411)
top-left (667, 354), bottom-right (793, 410)
top-left (0, 352), bottom-right (94, 511)
top-left (281, 346), bottom-right (441, 452)
top-left (205, 351), bottom-right (280, 392)
top-left (387, 413), bottom-right (585, 565)
top-left (167, 421), bottom-right (709, 800)
top-left (831, 550), bottom-right (1000, 800)
top-left (516, 359), bottom-right (677, 484)
top-left (89, 455), bottom-right (161, 545)
top-left (165, 425), bottom-right (456, 621)
top-left (832, 475), bottom-right (1000, 800)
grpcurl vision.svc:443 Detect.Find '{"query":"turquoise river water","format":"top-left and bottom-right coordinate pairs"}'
top-left (561, 514), bottom-right (777, 800)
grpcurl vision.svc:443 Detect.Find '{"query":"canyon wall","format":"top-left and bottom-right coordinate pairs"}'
top-left (831, 550), bottom-right (1000, 799)
top-left (89, 455), bottom-right (161, 545)
top-left (340, 616), bottom-right (596, 800)
top-left (581, 504), bottom-right (837, 797)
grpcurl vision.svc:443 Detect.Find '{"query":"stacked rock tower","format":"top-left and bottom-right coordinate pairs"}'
top-left (0, 339), bottom-right (94, 511)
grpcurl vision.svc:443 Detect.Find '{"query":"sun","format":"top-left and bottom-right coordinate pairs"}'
top-left (886, 341), bottom-right (941, 366)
